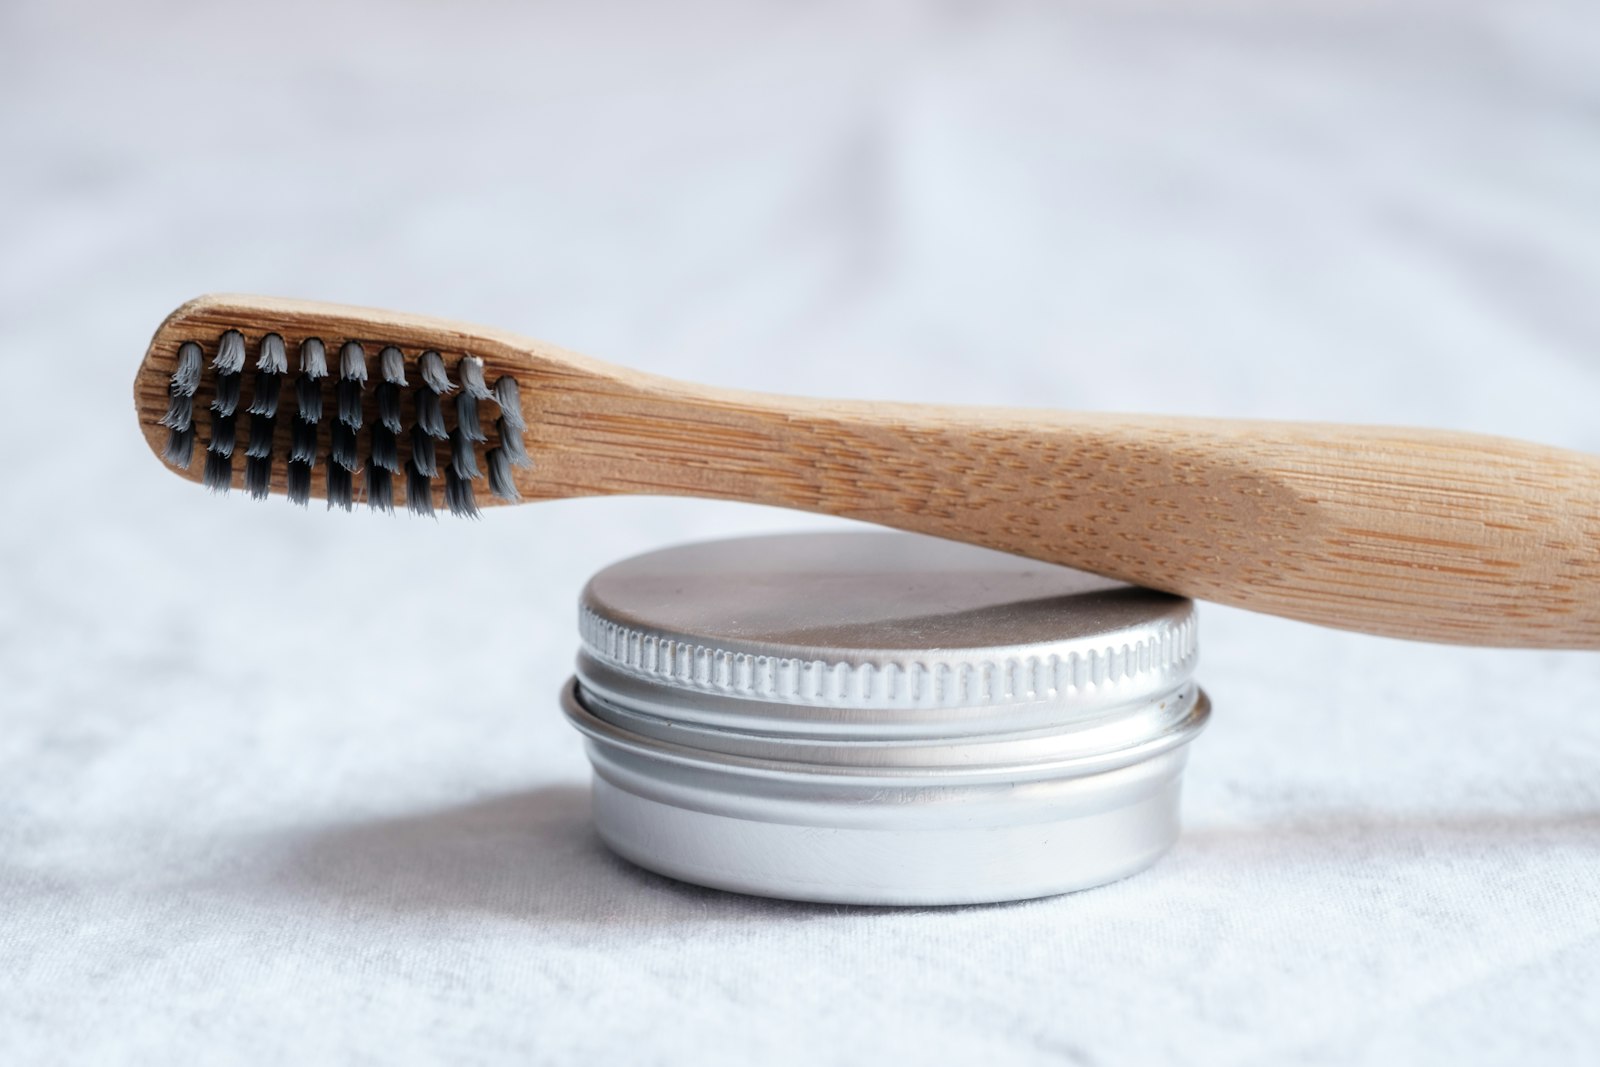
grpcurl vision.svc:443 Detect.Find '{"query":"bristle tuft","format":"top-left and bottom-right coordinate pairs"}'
top-left (211, 373), bottom-right (241, 416)
top-left (449, 427), bottom-right (480, 479)
top-left (371, 425), bottom-right (400, 473)
top-left (296, 376), bottom-right (323, 423)
top-left (415, 389), bottom-right (447, 439)
top-left (258, 333), bottom-right (288, 373)
top-left (326, 464), bottom-right (354, 511)
top-left (290, 419), bottom-right (319, 465)
top-left (245, 454), bottom-right (273, 499)
top-left (499, 416), bottom-right (533, 468)
top-left (300, 338), bottom-right (328, 378)
top-left (460, 356), bottom-right (491, 399)
top-left (172, 342), bottom-right (204, 396)
top-left (444, 467), bottom-right (479, 518)
top-left (492, 376), bottom-right (524, 431)
top-left (286, 460), bottom-right (312, 506)
top-left (215, 330), bottom-right (246, 374)
top-left (456, 393), bottom-right (486, 443)
top-left (419, 350), bottom-right (453, 394)
top-left (487, 448), bottom-right (520, 501)
top-left (339, 341), bottom-right (368, 382)
top-left (366, 465), bottom-right (394, 513)
top-left (164, 425), bottom-right (196, 469)
top-left (247, 371), bottom-right (281, 416)
top-left (337, 379), bottom-right (364, 429)
top-left (159, 391), bottom-right (194, 431)
top-left (406, 460), bottom-right (434, 517)
top-left (380, 346), bottom-right (407, 385)
top-left (208, 410), bottom-right (237, 457)
top-left (377, 382), bottom-right (402, 432)
top-left (204, 449), bottom-right (233, 493)
top-left (331, 422), bottom-right (360, 472)
top-left (245, 413), bottom-right (275, 458)
top-left (410, 425), bottom-right (438, 477)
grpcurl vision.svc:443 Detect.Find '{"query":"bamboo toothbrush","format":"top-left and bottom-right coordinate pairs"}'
top-left (134, 293), bottom-right (1600, 649)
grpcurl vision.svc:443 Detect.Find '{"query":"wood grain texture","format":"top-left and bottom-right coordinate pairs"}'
top-left (136, 294), bottom-right (1600, 648)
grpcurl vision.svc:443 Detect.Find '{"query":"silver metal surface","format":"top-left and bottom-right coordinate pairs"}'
top-left (564, 531), bottom-right (1209, 905)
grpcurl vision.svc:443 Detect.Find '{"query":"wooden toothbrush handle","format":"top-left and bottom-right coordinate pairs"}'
top-left (544, 384), bottom-right (1600, 647)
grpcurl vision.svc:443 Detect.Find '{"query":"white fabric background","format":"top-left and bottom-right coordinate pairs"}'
top-left (3, 1), bottom-right (1599, 1063)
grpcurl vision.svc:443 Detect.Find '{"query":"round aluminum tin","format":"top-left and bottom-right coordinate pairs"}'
top-left (563, 531), bottom-right (1209, 906)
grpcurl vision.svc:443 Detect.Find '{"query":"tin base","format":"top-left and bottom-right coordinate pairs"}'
top-left (590, 772), bottom-right (1184, 906)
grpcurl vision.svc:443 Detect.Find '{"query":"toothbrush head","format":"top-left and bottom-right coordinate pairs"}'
top-left (136, 295), bottom-right (535, 517)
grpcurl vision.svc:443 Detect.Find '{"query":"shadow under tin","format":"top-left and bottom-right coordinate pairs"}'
top-left (562, 530), bottom-right (1209, 905)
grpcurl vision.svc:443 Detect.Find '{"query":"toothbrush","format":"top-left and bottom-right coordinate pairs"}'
top-left (135, 294), bottom-right (1600, 649)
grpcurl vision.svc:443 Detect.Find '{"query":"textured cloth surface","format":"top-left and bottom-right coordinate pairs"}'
top-left (3, 2), bottom-right (1600, 1064)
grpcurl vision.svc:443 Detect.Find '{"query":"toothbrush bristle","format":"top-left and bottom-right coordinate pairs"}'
top-left (380, 346), bottom-right (407, 385)
top-left (295, 375), bottom-right (323, 424)
top-left (290, 418), bottom-right (318, 465)
top-left (337, 379), bottom-right (364, 429)
top-left (245, 454), bottom-right (273, 499)
top-left (415, 389), bottom-right (446, 439)
top-left (215, 330), bottom-right (246, 374)
top-left (455, 392), bottom-right (486, 443)
top-left (164, 425), bottom-right (196, 469)
top-left (418, 350), bottom-right (452, 394)
top-left (444, 467), bottom-right (479, 518)
top-left (286, 460), bottom-right (312, 506)
top-left (258, 333), bottom-right (288, 374)
top-left (330, 422), bottom-right (360, 472)
top-left (204, 449), bottom-right (232, 493)
top-left (366, 465), bottom-right (394, 513)
top-left (299, 338), bottom-right (328, 378)
top-left (153, 328), bottom-right (530, 514)
top-left (326, 464), bottom-right (353, 511)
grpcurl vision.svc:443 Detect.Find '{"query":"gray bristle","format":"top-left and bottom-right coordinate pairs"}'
top-left (245, 413), bottom-right (275, 458)
top-left (459, 356), bottom-right (492, 400)
top-left (419, 350), bottom-right (453, 394)
top-left (159, 391), bottom-right (194, 431)
top-left (449, 427), bottom-right (481, 479)
top-left (444, 467), bottom-right (479, 518)
top-left (366, 465), bottom-right (394, 513)
top-left (406, 460), bottom-right (434, 516)
top-left (245, 454), bottom-right (273, 499)
top-left (486, 448), bottom-right (520, 501)
top-left (215, 330), bottom-right (246, 374)
top-left (410, 426), bottom-right (438, 477)
top-left (456, 393), bottom-right (486, 443)
top-left (204, 449), bottom-right (233, 493)
top-left (286, 460), bottom-right (312, 506)
top-left (172, 342), bottom-right (204, 396)
top-left (258, 333), bottom-right (288, 374)
top-left (326, 464), bottom-right (353, 511)
top-left (498, 417), bottom-right (533, 468)
top-left (290, 419), bottom-right (319, 465)
top-left (247, 371), bottom-right (281, 417)
top-left (300, 338), bottom-right (328, 379)
top-left (371, 425), bottom-right (400, 473)
top-left (380, 346), bottom-right (407, 385)
top-left (377, 382), bottom-right (402, 432)
top-left (337, 379), bottom-right (364, 429)
top-left (296, 376), bottom-right (323, 423)
top-left (339, 341), bottom-right (368, 382)
top-left (492, 376), bottom-right (525, 432)
top-left (163, 425), bottom-right (196, 469)
top-left (211, 373), bottom-right (241, 416)
top-left (331, 422), bottom-right (360, 472)
top-left (415, 389), bottom-right (447, 439)
top-left (208, 410), bottom-right (236, 457)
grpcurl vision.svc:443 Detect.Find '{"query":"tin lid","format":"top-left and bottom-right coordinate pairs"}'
top-left (576, 531), bottom-right (1197, 737)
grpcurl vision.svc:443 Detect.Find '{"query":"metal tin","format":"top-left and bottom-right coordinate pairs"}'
top-left (562, 531), bottom-right (1209, 905)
